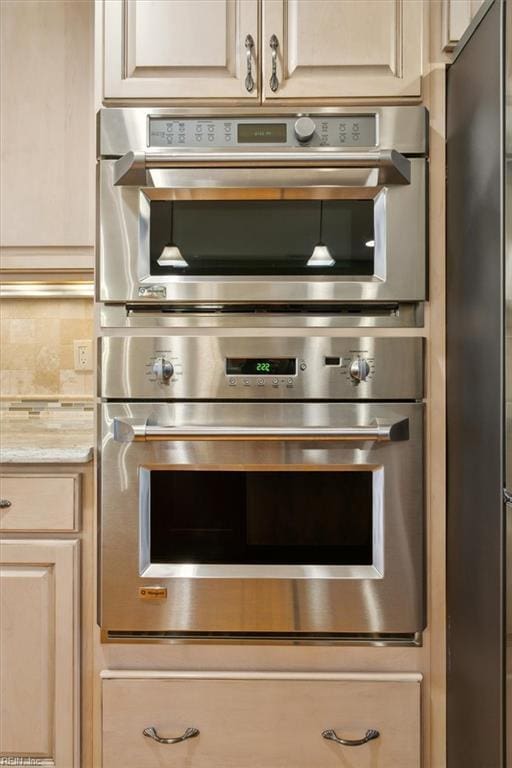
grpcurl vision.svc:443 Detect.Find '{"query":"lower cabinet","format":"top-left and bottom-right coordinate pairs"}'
top-left (0, 538), bottom-right (79, 767)
top-left (102, 672), bottom-right (421, 768)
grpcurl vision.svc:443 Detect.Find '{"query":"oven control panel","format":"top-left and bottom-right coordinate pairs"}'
top-left (101, 337), bottom-right (423, 401)
top-left (223, 353), bottom-right (376, 390)
top-left (148, 115), bottom-right (377, 149)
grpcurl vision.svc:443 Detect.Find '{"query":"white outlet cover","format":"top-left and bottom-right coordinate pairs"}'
top-left (73, 339), bottom-right (93, 371)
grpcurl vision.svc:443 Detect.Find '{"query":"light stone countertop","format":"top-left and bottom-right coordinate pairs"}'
top-left (0, 410), bottom-right (94, 464)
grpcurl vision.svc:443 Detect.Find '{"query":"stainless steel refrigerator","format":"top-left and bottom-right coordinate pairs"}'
top-left (447, 0), bottom-right (511, 765)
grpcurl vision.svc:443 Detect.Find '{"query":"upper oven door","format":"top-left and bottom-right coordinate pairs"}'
top-left (98, 156), bottom-right (426, 304)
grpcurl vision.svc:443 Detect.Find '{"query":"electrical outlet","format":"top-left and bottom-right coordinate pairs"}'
top-left (73, 340), bottom-right (93, 371)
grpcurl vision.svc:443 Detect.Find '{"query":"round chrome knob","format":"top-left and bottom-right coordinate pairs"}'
top-left (152, 357), bottom-right (174, 381)
top-left (350, 358), bottom-right (370, 383)
top-left (294, 116), bottom-right (316, 143)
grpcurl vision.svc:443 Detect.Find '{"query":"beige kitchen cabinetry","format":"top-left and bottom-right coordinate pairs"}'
top-left (0, 474), bottom-right (81, 533)
top-left (442, 0), bottom-right (485, 51)
top-left (0, 467), bottom-right (89, 768)
top-left (103, 0), bottom-right (260, 101)
top-left (0, 0), bottom-right (94, 271)
top-left (101, 671), bottom-right (421, 768)
top-left (102, 0), bottom-right (423, 103)
top-left (0, 538), bottom-right (79, 767)
top-left (261, 0), bottom-right (423, 100)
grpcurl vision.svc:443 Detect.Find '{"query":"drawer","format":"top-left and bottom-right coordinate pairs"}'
top-left (0, 474), bottom-right (80, 532)
top-left (102, 672), bottom-right (421, 768)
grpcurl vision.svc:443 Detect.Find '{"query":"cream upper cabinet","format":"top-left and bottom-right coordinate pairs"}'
top-left (103, 0), bottom-right (260, 100)
top-left (261, 0), bottom-right (423, 100)
top-left (0, 539), bottom-right (79, 767)
top-left (0, 0), bottom-right (94, 253)
top-left (102, 0), bottom-right (424, 103)
top-left (442, 0), bottom-right (484, 51)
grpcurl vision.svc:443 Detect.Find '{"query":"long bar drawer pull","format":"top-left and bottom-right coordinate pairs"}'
top-left (143, 726), bottom-right (199, 744)
top-left (322, 728), bottom-right (380, 747)
top-left (0, 499), bottom-right (12, 509)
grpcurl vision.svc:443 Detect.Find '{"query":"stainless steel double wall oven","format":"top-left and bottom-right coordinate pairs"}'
top-left (97, 107), bottom-right (427, 643)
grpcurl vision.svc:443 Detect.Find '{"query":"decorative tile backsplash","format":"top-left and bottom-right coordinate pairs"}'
top-left (0, 298), bottom-right (94, 398)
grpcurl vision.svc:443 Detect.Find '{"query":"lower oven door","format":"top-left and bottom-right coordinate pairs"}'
top-left (99, 402), bottom-right (424, 639)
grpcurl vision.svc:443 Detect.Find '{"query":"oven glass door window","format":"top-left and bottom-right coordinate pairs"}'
top-left (146, 470), bottom-right (373, 566)
top-left (149, 200), bottom-right (375, 277)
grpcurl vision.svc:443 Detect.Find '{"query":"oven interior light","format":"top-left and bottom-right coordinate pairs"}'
top-left (157, 245), bottom-right (188, 268)
top-left (365, 240), bottom-right (375, 248)
top-left (307, 200), bottom-right (335, 267)
top-left (307, 244), bottom-right (335, 268)
top-left (158, 203), bottom-right (188, 268)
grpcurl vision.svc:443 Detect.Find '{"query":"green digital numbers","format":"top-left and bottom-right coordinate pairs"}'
top-left (256, 362), bottom-right (271, 373)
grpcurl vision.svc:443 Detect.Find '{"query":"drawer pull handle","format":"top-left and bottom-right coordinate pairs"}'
top-left (0, 499), bottom-right (12, 509)
top-left (143, 726), bottom-right (199, 744)
top-left (322, 728), bottom-right (380, 747)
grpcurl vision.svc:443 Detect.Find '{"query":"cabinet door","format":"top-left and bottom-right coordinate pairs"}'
top-left (103, 0), bottom-right (259, 101)
top-left (0, 0), bottom-right (94, 252)
top-left (442, 0), bottom-right (485, 51)
top-left (262, 0), bottom-right (423, 100)
top-left (0, 539), bottom-right (79, 767)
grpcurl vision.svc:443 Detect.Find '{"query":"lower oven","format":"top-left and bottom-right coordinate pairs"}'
top-left (98, 336), bottom-right (424, 642)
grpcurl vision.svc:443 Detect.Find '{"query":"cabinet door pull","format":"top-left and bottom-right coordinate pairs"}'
top-left (143, 726), bottom-right (199, 744)
top-left (0, 499), bottom-right (12, 509)
top-left (269, 34), bottom-right (279, 92)
top-left (245, 34), bottom-right (255, 92)
top-left (322, 728), bottom-right (380, 747)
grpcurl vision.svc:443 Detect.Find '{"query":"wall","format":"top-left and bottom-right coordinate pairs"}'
top-left (0, 298), bottom-right (94, 399)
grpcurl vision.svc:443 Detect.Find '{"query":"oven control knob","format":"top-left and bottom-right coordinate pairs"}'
top-left (350, 358), bottom-right (370, 383)
top-left (152, 357), bottom-right (174, 381)
top-left (294, 116), bottom-right (316, 143)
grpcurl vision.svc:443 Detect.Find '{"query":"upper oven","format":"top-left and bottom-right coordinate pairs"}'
top-left (98, 107), bottom-right (427, 307)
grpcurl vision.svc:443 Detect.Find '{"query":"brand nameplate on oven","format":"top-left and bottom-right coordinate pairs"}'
top-left (138, 285), bottom-right (166, 299)
top-left (139, 586), bottom-right (167, 600)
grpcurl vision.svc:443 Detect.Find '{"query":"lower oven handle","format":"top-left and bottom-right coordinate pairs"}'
top-left (113, 418), bottom-right (409, 443)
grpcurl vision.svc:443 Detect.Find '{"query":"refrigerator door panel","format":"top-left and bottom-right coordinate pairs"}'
top-left (447, 1), bottom-right (505, 766)
top-left (508, 503), bottom-right (512, 767)
top-left (507, 1), bottom-right (512, 762)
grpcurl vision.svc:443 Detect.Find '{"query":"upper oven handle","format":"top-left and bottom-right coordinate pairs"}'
top-left (112, 418), bottom-right (409, 443)
top-left (112, 149), bottom-right (411, 186)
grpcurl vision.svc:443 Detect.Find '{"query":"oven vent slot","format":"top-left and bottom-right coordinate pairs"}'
top-left (126, 302), bottom-right (401, 317)
top-left (105, 630), bottom-right (421, 647)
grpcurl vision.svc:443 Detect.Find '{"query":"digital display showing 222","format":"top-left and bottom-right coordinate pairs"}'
top-left (226, 358), bottom-right (297, 376)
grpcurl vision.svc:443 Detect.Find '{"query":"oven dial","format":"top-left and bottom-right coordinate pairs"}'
top-left (152, 357), bottom-right (174, 381)
top-left (294, 116), bottom-right (316, 143)
top-left (350, 358), bottom-right (370, 383)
